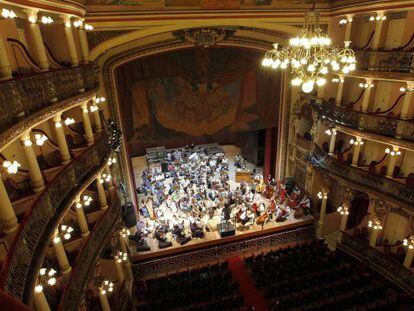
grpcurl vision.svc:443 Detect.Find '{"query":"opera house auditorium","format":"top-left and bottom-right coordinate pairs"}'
top-left (0, 0), bottom-right (413, 310)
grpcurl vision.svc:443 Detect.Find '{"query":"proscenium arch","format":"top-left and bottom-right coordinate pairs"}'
top-left (101, 37), bottom-right (287, 210)
top-left (89, 20), bottom-right (301, 60)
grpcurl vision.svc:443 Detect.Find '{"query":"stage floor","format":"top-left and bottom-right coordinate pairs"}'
top-left (130, 145), bottom-right (313, 259)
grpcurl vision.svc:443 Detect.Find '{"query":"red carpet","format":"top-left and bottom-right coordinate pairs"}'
top-left (228, 256), bottom-right (268, 311)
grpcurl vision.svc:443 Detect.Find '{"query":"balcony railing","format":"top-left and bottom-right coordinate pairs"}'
top-left (0, 64), bottom-right (98, 132)
top-left (59, 191), bottom-right (122, 311)
top-left (0, 133), bottom-right (113, 303)
top-left (339, 232), bottom-right (414, 295)
top-left (308, 145), bottom-right (414, 206)
top-left (355, 50), bottom-right (414, 73)
top-left (296, 134), bottom-right (313, 150)
top-left (311, 99), bottom-right (414, 142)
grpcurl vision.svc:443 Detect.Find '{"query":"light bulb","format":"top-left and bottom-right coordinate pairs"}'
top-left (291, 77), bottom-right (302, 86)
top-left (316, 78), bottom-right (326, 86)
top-left (301, 80), bottom-right (314, 93)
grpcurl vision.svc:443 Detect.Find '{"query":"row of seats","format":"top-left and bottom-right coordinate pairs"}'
top-left (245, 240), bottom-right (412, 311)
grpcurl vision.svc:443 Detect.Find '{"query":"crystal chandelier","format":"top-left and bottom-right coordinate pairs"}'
top-left (262, 6), bottom-right (356, 93)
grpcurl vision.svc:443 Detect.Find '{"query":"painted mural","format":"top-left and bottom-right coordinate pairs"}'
top-left (116, 47), bottom-right (281, 155)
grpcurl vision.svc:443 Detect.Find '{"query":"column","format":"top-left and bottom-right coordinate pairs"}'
top-left (372, 12), bottom-right (386, 50)
top-left (124, 260), bottom-right (133, 282)
top-left (369, 228), bottom-right (380, 247)
top-left (20, 132), bottom-right (45, 192)
top-left (0, 178), bottom-right (18, 234)
top-left (403, 246), bottom-right (414, 268)
top-left (75, 200), bottom-right (90, 237)
top-left (104, 165), bottom-right (114, 190)
top-left (78, 28), bottom-right (89, 64)
top-left (92, 106), bottom-right (103, 132)
top-left (53, 113), bottom-right (71, 164)
top-left (361, 79), bottom-right (373, 112)
top-left (25, 9), bottom-right (49, 71)
top-left (386, 146), bottom-right (399, 178)
top-left (81, 103), bottom-right (94, 145)
top-left (53, 232), bottom-right (72, 276)
top-left (335, 76), bottom-right (344, 106)
top-left (344, 15), bottom-right (354, 42)
top-left (96, 175), bottom-right (108, 210)
top-left (114, 257), bottom-right (125, 283)
top-left (351, 137), bottom-right (363, 167)
top-left (328, 129), bottom-right (337, 156)
top-left (339, 206), bottom-right (349, 231)
top-left (33, 286), bottom-right (51, 311)
top-left (60, 15), bottom-right (79, 67)
top-left (316, 190), bottom-right (328, 239)
top-left (98, 287), bottom-right (111, 311)
top-left (0, 33), bottom-right (12, 80)
top-left (119, 230), bottom-right (129, 253)
top-left (400, 83), bottom-right (414, 120)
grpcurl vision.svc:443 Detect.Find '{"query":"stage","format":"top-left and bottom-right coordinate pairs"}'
top-left (130, 144), bottom-right (313, 259)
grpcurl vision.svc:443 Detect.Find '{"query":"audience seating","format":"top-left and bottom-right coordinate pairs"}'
top-left (245, 240), bottom-right (412, 311)
top-left (139, 262), bottom-right (242, 311)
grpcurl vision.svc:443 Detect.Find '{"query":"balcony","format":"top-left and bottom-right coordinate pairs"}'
top-left (339, 232), bottom-right (414, 295)
top-left (355, 50), bottom-right (414, 73)
top-left (59, 191), bottom-right (123, 311)
top-left (311, 99), bottom-right (414, 143)
top-left (0, 64), bottom-right (98, 142)
top-left (308, 145), bottom-right (414, 206)
top-left (0, 130), bottom-right (116, 303)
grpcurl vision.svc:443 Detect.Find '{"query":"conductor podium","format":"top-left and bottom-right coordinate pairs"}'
top-left (218, 221), bottom-right (236, 238)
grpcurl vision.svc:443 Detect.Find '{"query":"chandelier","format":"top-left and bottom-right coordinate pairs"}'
top-left (262, 6), bottom-right (356, 93)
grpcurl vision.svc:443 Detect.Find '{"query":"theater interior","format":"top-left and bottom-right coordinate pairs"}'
top-left (0, 0), bottom-right (413, 310)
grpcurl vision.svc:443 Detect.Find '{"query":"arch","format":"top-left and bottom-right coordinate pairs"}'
top-left (89, 21), bottom-right (300, 60)
top-left (347, 191), bottom-right (369, 230)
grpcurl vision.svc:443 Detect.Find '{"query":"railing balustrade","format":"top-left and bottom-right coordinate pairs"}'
top-left (308, 145), bottom-right (414, 206)
top-left (0, 64), bottom-right (98, 132)
top-left (296, 134), bottom-right (313, 150)
top-left (355, 50), bottom-right (414, 73)
top-left (59, 192), bottom-right (122, 311)
top-left (0, 133), bottom-right (112, 303)
top-left (339, 232), bottom-right (414, 295)
top-left (311, 99), bottom-right (414, 142)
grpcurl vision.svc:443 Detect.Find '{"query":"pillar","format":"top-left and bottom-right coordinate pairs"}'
top-left (119, 232), bottom-right (129, 253)
top-left (75, 200), bottom-right (90, 237)
top-left (403, 247), bottom-right (414, 268)
top-left (78, 28), bottom-right (89, 64)
top-left (81, 103), bottom-right (94, 145)
top-left (60, 15), bottom-right (79, 67)
top-left (33, 287), bottom-right (51, 311)
top-left (339, 207), bottom-right (349, 232)
top-left (114, 259), bottom-right (125, 283)
top-left (335, 76), bottom-right (344, 106)
top-left (328, 130), bottom-right (337, 156)
top-left (0, 178), bottom-right (18, 234)
top-left (369, 228), bottom-right (380, 247)
top-left (98, 288), bottom-right (111, 311)
top-left (372, 12), bottom-right (386, 50)
top-left (351, 138), bottom-right (362, 167)
top-left (104, 165), bottom-right (114, 190)
top-left (344, 15), bottom-right (354, 42)
top-left (20, 132), bottom-right (45, 192)
top-left (316, 190), bottom-right (328, 239)
top-left (0, 33), bottom-right (12, 80)
top-left (93, 108), bottom-right (103, 132)
top-left (53, 232), bottom-right (72, 276)
top-left (124, 260), bottom-right (133, 282)
top-left (361, 79), bottom-right (373, 112)
top-left (96, 175), bottom-right (108, 210)
top-left (400, 83), bottom-right (413, 120)
top-left (25, 9), bottom-right (49, 71)
top-left (53, 114), bottom-right (71, 164)
top-left (386, 146), bottom-right (399, 178)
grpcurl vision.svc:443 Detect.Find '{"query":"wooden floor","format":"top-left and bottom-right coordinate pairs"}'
top-left (130, 144), bottom-right (314, 261)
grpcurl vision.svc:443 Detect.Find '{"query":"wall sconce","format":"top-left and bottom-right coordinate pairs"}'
top-left (3, 160), bottom-right (21, 174)
top-left (317, 191), bottom-right (327, 200)
top-left (64, 117), bottom-right (75, 125)
top-left (89, 105), bottom-right (99, 112)
top-left (73, 20), bottom-right (83, 28)
top-left (99, 173), bottom-right (112, 184)
top-left (368, 219), bottom-right (383, 230)
top-left (1, 8), bottom-right (17, 19)
top-left (23, 138), bottom-right (33, 147)
top-left (403, 236), bottom-right (414, 249)
top-left (359, 82), bottom-right (374, 89)
top-left (82, 195), bottom-right (93, 206)
top-left (369, 14), bottom-right (386, 21)
top-left (120, 228), bottom-right (130, 238)
top-left (339, 17), bottom-right (353, 25)
top-left (84, 24), bottom-right (93, 31)
top-left (325, 128), bottom-right (337, 136)
top-left (349, 137), bottom-right (363, 145)
top-left (34, 133), bottom-right (48, 146)
top-left (107, 157), bottom-right (117, 166)
top-left (332, 77), bottom-right (344, 83)
top-left (40, 16), bottom-right (53, 24)
top-left (114, 251), bottom-right (128, 263)
top-left (95, 97), bottom-right (106, 104)
top-left (99, 280), bottom-right (114, 295)
top-left (337, 206), bottom-right (349, 215)
top-left (36, 267), bottom-right (57, 292)
top-left (400, 86), bottom-right (414, 93)
top-left (28, 15), bottom-right (37, 24)
top-left (385, 148), bottom-right (401, 156)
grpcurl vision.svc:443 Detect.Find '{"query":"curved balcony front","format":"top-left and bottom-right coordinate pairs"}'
top-left (355, 50), bottom-right (414, 74)
top-left (311, 99), bottom-right (414, 144)
top-left (308, 145), bottom-right (414, 207)
top-left (59, 191), bottom-right (122, 311)
top-left (0, 131), bottom-right (114, 304)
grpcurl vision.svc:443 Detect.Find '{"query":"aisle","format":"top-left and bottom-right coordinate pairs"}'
top-left (228, 256), bottom-right (269, 311)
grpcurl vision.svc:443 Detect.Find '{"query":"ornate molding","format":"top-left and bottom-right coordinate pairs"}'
top-left (87, 30), bottom-right (135, 51)
top-left (173, 27), bottom-right (236, 47)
